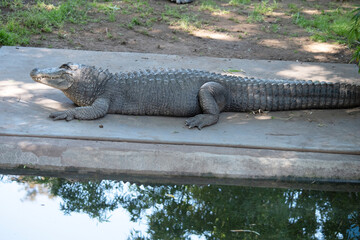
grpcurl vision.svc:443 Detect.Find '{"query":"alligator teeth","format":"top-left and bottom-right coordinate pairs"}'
top-left (36, 77), bottom-right (56, 80)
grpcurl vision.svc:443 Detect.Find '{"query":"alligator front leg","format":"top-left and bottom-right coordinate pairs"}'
top-left (49, 98), bottom-right (110, 121)
top-left (185, 82), bottom-right (228, 129)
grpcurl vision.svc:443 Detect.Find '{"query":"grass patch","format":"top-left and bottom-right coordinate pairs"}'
top-left (271, 24), bottom-right (280, 33)
top-left (0, 0), bottom-right (90, 46)
top-left (108, 12), bottom-right (116, 22)
top-left (174, 14), bottom-right (203, 31)
top-left (90, 2), bottom-right (120, 13)
top-left (199, 0), bottom-right (229, 15)
top-left (162, 5), bottom-right (184, 19)
top-left (0, 0), bottom-right (23, 8)
top-left (123, 0), bottom-right (154, 16)
top-left (122, 15), bottom-right (156, 30)
top-left (130, 17), bottom-right (141, 26)
top-left (247, 0), bottom-right (278, 23)
top-left (214, 27), bottom-right (229, 32)
top-left (0, 0), bottom-right (158, 45)
top-left (0, 27), bottom-right (29, 45)
top-left (123, 17), bottom-right (142, 29)
top-left (349, 7), bottom-right (360, 72)
top-left (287, 3), bottom-right (301, 15)
top-left (228, 16), bottom-right (240, 23)
top-left (228, 0), bottom-right (251, 6)
top-left (89, 2), bottom-right (119, 22)
top-left (292, 7), bottom-right (353, 43)
top-left (162, 5), bottom-right (203, 31)
top-left (91, 0), bottom-right (153, 23)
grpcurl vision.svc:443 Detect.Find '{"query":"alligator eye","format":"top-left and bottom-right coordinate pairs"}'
top-left (60, 64), bottom-right (71, 70)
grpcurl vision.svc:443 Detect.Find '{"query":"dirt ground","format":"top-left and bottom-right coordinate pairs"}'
top-left (24, 0), bottom-right (357, 63)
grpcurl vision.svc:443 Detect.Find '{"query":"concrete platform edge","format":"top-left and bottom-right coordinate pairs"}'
top-left (1, 136), bottom-right (359, 189)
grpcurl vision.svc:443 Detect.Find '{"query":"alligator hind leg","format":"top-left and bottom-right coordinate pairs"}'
top-left (185, 82), bottom-right (228, 129)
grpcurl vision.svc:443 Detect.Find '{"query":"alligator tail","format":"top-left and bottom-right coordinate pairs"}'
top-left (237, 80), bottom-right (360, 111)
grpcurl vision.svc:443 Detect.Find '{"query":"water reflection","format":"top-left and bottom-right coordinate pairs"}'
top-left (1, 175), bottom-right (360, 240)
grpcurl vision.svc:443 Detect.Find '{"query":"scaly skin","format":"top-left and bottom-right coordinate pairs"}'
top-left (30, 63), bottom-right (360, 129)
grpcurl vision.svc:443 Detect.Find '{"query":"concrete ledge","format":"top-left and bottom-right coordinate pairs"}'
top-left (1, 136), bottom-right (359, 183)
top-left (0, 46), bottom-right (360, 186)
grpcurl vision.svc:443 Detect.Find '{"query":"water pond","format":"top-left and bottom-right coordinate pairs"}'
top-left (0, 174), bottom-right (359, 240)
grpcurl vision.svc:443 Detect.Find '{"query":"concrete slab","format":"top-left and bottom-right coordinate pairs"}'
top-left (0, 46), bottom-right (359, 185)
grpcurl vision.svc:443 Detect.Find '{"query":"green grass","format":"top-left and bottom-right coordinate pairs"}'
top-left (349, 7), bottom-right (360, 72)
top-left (199, 0), bottom-right (229, 15)
top-left (0, 0), bottom-right (158, 46)
top-left (214, 27), bottom-right (229, 32)
top-left (0, 0), bottom-right (23, 8)
top-left (292, 7), bottom-right (353, 43)
top-left (130, 17), bottom-right (141, 26)
top-left (123, 17), bottom-right (142, 29)
top-left (91, 0), bottom-right (154, 23)
top-left (90, 2), bottom-right (120, 12)
top-left (1, 0), bottom-right (358, 73)
top-left (162, 5), bottom-right (203, 31)
top-left (228, 0), bottom-right (251, 6)
top-left (228, 17), bottom-right (240, 23)
top-left (122, 15), bottom-right (156, 30)
top-left (0, 0), bottom-right (90, 46)
top-left (173, 14), bottom-right (203, 31)
top-left (247, 0), bottom-right (278, 23)
top-left (123, 0), bottom-right (154, 16)
top-left (89, 2), bottom-right (119, 22)
top-left (0, 27), bottom-right (28, 45)
top-left (106, 31), bottom-right (113, 39)
top-left (162, 5), bottom-right (183, 19)
top-left (287, 3), bottom-right (301, 15)
top-left (108, 12), bottom-right (116, 22)
top-left (271, 24), bottom-right (280, 33)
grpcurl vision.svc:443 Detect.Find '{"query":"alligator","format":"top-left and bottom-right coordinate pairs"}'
top-left (30, 63), bottom-right (360, 129)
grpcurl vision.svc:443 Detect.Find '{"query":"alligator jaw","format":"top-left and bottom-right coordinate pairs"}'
top-left (30, 67), bottom-right (73, 90)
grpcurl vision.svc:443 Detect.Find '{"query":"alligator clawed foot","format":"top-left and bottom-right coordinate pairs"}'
top-left (185, 114), bottom-right (219, 130)
top-left (49, 110), bottom-right (75, 121)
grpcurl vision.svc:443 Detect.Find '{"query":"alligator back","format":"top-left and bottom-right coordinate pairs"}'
top-left (108, 69), bottom-right (360, 114)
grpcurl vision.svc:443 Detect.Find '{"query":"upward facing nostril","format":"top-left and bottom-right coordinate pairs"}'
top-left (30, 68), bottom-right (39, 76)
